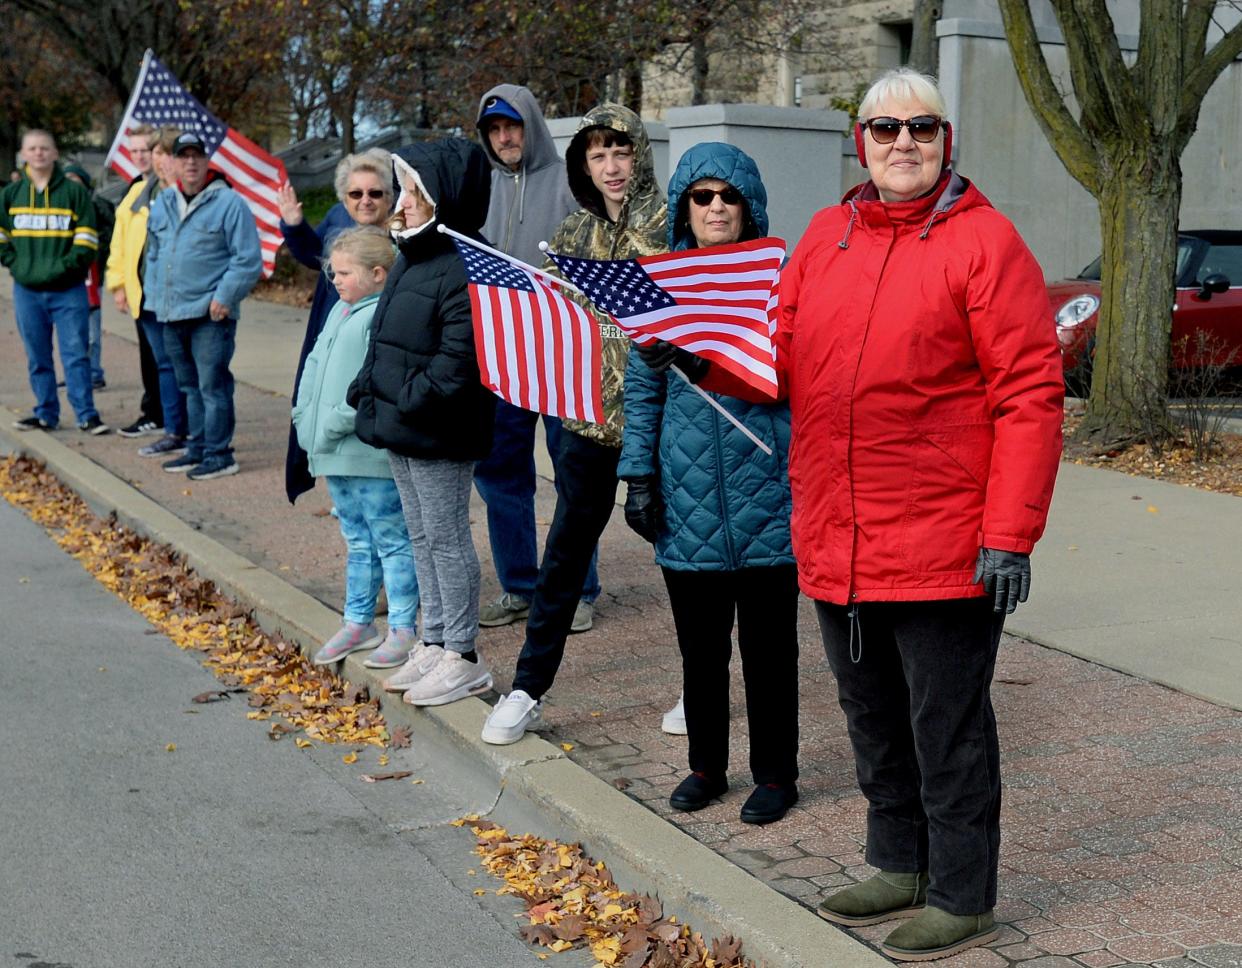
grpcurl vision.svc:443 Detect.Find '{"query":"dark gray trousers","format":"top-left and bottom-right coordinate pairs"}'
top-left (816, 597), bottom-right (1005, 915)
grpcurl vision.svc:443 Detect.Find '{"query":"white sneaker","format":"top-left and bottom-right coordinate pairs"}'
top-left (402, 651), bottom-right (493, 706)
top-left (481, 689), bottom-right (542, 745)
top-left (382, 642), bottom-right (444, 691)
top-left (662, 693), bottom-right (687, 735)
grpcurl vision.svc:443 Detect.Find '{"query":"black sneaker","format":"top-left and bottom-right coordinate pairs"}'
top-left (186, 456), bottom-right (240, 481)
top-left (92, 379), bottom-right (107, 390)
top-left (78, 416), bottom-right (110, 435)
top-left (162, 453), bottom-right (200, 473)
top-left (118, 417), bottom-right (162, 438)
top-left (12, 415), bottom-right (55, 431)
top-left (138, 434), bottom-right (186, 458)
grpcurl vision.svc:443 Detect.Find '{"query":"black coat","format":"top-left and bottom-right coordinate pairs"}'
top-left (349, 139), bottom-right (495, 460)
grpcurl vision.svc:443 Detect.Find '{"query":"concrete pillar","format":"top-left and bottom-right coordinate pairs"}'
top-left (662, 104), bottom-right (850, 246)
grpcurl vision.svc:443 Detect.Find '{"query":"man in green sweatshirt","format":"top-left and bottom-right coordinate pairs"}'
top-left (0, 129), bottom-right (107, 434)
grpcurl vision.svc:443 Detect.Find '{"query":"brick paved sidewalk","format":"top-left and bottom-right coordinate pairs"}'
top-left (2, 321), bottom-right (1239, 968)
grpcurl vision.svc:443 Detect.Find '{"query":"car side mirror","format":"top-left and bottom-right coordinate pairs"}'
top-left (1198, 273), bottom-right (1230, 299)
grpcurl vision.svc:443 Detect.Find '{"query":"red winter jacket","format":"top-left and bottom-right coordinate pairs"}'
top-left (703, 172), bottom-right (1063, 604)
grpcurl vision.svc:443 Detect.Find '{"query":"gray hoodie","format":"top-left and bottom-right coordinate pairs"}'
top-left (475, 84), bottom-right (578, 267)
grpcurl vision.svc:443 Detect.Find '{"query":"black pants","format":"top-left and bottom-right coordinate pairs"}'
top-left (135, 312), bottom-right (163, 425)
top-left (664, 564), bottom-right (799, 785)
top-left (512, 432), bottom-right (619, 700)
top-left (816, 597), bottom-right (1005, 915)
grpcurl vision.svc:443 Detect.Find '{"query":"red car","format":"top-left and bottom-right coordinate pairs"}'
top-left (1049, 230), bottom-right (1242, 395)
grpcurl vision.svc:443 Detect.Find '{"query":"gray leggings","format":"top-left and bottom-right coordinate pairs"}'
top-left (388, 454), bottom-right (480, 653)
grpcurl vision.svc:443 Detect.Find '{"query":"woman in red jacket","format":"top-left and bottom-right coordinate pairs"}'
top-left (702, 68), bottom-right (1063, 961)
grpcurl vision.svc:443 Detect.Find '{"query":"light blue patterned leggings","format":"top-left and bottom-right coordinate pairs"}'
top-left (325, 475), bottom-right (419, 629)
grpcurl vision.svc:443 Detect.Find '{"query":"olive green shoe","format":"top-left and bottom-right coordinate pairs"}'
top-left (881, 906), bottom-right (997, 962)
top-left (816, 871), bottom-right (928, 927)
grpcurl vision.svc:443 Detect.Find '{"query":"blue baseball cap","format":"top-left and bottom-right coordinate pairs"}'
top-left (481, 96), bottom-right (522, 124)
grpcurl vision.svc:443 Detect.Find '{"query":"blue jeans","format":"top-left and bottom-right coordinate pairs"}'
top-left (140, 313), bottom-right (187, 437)
top-left (473, 400), bottom-right (599, 602)
top-left (12, 282), bottom-right (97, 426)
top-left (163, 317), bottom-right (236, 462)
top-left (88, 306), bottom-right (104, 385)
top-left (326, 476), bottom-right (419, 629)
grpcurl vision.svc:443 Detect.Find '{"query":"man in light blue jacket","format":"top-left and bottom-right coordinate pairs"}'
top-left (144, 132), bottom-right (262, 480)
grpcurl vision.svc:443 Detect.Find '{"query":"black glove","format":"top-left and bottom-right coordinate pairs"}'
top-left (623, 476), bottom-right (663, 544)
top-left (972, 548), bottom-right (1031, 614)
top-left (635, 340), bottom-right (710, 383)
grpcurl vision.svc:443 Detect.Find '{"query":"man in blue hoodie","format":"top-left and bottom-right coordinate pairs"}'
top-left (144, 132), bottom-right (262, 481)
top-left (472, 85), bottom-right (601, 634)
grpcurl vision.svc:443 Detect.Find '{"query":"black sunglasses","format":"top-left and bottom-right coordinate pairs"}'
top-left (347, 188), bottom-right (387, 200)
top-left (688, 186), bottom-right (743, 207)
top-left (862, 115), bottom-right (944, 144)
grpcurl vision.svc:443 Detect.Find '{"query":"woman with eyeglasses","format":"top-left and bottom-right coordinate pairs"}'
top-left (695, 69), bottom-right (1063, 960)
top-left (618, 142), bottom-right (799, 826)
top-left (277, 149), bottom-right (394, 504)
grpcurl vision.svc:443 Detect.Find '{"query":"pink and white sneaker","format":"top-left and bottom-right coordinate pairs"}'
top-left (363, 627), bottom-right (418, 669)
top-left (311, 622), bottom-right (383, 665)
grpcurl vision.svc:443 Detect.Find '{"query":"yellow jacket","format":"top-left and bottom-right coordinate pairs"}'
top-left (104, 176), bottom-right (156, 319)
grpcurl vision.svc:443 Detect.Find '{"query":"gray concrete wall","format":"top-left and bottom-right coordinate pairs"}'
top-left (936, 3), bottom-right (1242, 280)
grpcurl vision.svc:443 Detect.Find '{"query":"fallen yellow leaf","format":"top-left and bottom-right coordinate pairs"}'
top-left (560, 742), bottom-right (575, 752)
top-left (342, 751), bottom-right (358, 764)
top-left (378, 754), bottom-right (389, 767)
top-left (473, 888), bottom-right (487, 896)
top-left (1147, 505), bottom-right (1159, 513)
top-left (549, 940), bottom-right (572, 953)
top-left (295, 738), bottom-right (312, 749)
top-left (165, 743), bottom-right (176, 752)
top-left (411, 778), bottom-right (424, 785)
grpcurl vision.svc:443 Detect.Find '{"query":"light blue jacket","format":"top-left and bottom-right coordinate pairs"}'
top-left (143, 177), bottom-right (262, 322)
top-left (292, 293), bottom-right (392, 479)
top-left (618, 142), bottom-right (794, 571)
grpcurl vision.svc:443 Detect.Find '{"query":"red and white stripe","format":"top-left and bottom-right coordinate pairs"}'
top-left (470, 273), bottom-right (603, 423)
top-left (625, 238), bottom-right (784, 398)
top-left (209, 129), bottom-right (286, 277)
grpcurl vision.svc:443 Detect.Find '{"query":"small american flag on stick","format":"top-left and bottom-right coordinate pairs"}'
top-left (104, 50), bottom-right (287, 278)
top-left (452, 234), bottom-right (604, 423)
top-left (547, 237), bottom-right (784, 399)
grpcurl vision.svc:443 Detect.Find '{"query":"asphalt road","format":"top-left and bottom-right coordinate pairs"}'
top-left (0, 495), bottom-right (584, 968)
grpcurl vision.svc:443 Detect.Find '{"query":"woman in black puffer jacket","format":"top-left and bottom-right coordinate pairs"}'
top-left (349, 138), bottom-right (497, 707)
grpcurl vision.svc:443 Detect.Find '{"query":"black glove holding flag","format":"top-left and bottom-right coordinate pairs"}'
top-left (635, 340), bottom-right (710, 384)
top-left (972, 548), bottom-right (1031, 614)
top-left (624, 477), bottom-right (663, 544)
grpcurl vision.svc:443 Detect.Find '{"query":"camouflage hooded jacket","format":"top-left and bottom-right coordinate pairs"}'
top-left (546, 104), bottom-right (667, 448)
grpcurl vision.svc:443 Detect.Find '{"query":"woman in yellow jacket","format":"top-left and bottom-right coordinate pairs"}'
top-left (104, 125), bottom-right (187, 455)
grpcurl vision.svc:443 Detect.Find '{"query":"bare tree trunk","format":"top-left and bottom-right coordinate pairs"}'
top-left (909, 0), bottom-right (940, 75)
top-left (340, 87), bottom-right (357, 156)
top-left (1085, 146), bottom-right (1182, 441)
top-left (625, 57), bottom-right (643, 113)
top-left (691, 35), bottom-right (709, 104)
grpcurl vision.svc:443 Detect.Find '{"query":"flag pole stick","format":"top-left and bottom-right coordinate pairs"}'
top-left (437, 224), bottom-right (583, 295)
top-left (671, 366), bottom-right (773, 455)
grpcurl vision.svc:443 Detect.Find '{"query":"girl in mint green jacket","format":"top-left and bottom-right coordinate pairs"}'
top-left (293, 226), bottom-right (419, 667)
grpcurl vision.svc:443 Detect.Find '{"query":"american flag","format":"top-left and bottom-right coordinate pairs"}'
top-left (453, 237), bottom-right (604, 423)
top-left (548, 237), bottom-right (785, 399)
top-left (104, 50), bottom-right (287, 277)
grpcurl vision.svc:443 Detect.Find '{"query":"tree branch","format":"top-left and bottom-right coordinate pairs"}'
top-left (1048, 0), bottom-right (1139, 133)
top-left (1182, 0), bottom-right (1215, 71)
top-left (997, 0), bottom-right (1101, 192)
top-left (1177, 11), bottom-right (1242, 148)
top-left (1135, 0), bottom-right (1183, 135)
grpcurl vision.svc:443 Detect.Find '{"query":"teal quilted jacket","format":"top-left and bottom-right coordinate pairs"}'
top-left (617, 142), bottom-right (793, 571)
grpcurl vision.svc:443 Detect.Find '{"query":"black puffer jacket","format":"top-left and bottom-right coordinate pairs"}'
top-left (349, 139), bottom-right (495, 460)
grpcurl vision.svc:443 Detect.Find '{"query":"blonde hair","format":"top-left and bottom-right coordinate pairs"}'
top-left (128, 123), bottom-right (156, 145)
top-left (334, 148), bottom-right (393, 202)
top-left (858, 67), bottom-right (948, 120)
top-left (152, 126), bottom-right (183, 154)
top-left (327, 225), bottom-right (396, 273)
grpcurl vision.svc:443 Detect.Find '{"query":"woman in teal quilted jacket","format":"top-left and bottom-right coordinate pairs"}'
top-left (618, 142), bottom-right (798, 825)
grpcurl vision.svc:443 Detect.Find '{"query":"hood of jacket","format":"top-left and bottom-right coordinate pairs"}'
top-left (565, 104), bottom-right (660, 224)
top-left (475, 84), bottom-right (561, 176)
top-left (666, 142), bottom-right (768, 251)
top-left (390, 138), bottom-right (490, 244)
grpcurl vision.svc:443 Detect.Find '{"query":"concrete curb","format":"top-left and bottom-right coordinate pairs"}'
top-left (1, 418), bottom-right (889, 968)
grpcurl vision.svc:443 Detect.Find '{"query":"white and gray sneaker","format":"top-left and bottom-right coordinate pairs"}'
top-left (381, 642), bottom-right (444, 691)
top-left (402, 651), bottom-right (493, 707)
top-left (481, 689), bottom-right (542, 745)
top-left (661, 693), bottom-right (688, 735)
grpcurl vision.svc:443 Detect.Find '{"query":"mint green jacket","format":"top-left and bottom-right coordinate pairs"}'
top-left (292, 294), bottom-right (392, 479)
